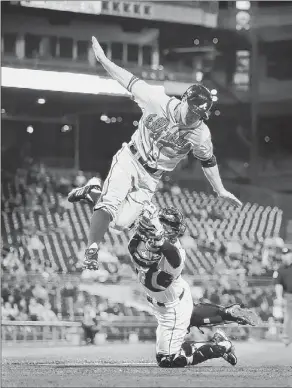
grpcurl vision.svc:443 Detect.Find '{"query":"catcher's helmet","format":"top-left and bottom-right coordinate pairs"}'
top-left (181, 84), bottom-right (213, 121)
top-left (159, 207), bottom-right (186, 241)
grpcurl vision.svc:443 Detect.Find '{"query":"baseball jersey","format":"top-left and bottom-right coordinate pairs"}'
top-left (127, 77), bottom-right (213, 171)
top-left (128, 234), bottom-right (186, 304)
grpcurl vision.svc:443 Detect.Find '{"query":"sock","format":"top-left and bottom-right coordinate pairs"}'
top-left (88, 190), bottom-right (101, 204)
top-left (88, 209), bottom-right (112, 246)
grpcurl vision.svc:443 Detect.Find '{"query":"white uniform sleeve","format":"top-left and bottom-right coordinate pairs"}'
top-left (192, 123), bottom-right (214, 161)
top-left (127, 76), bottom-right (168, 109)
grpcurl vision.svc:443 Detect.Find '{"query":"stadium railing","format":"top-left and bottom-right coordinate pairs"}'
top-left (2, 319), bottom-right (284, 345)
top-left (1, 318), bottom-right (157, 345)
top-left (1, 320), bottom-right (83, 345)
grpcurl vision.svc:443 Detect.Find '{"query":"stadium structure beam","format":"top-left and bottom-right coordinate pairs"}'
top-left (1, 114), bottom-right (74, 125)
top-left (74, 115), bottom-right (80, 171)
top-left (249, 1), bottom-right (259, 185)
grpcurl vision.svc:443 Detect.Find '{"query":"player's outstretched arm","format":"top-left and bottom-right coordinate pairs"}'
top-left (193, 127), bottom-right (242, 208)
top-left (92, 36), bottom-right (157, 104)
top-left (92, 36), bottom-right (133, 89)
top-left (202, 163), bottom-right (242, 208)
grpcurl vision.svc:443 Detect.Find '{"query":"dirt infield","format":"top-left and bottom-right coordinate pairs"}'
top-left (2, 341), bottom-right (292, 387)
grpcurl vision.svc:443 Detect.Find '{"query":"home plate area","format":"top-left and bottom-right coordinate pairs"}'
top-left (2, 342), bottom-right (292, 387)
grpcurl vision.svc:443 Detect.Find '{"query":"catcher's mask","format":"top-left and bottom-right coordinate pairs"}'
top-left (181, 84), bottom-right (213, 121)
top-left (158, 207), bottom-right (186, 241)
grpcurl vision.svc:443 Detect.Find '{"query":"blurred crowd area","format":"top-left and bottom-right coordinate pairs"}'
top-left (1, 152), bottom-right (288, 327)
top-left (1, 271), bottom-right (284, 344)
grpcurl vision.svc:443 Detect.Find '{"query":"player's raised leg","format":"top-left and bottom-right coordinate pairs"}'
top-left (83, 148), bottom-right (134, 270)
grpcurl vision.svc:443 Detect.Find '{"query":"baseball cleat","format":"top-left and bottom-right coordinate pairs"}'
top-left (68, 182), bottom-right (101, 204)
top-left (212, 329), bottom-right (237, 366)
top-left (225, 304), bottom-right (260, 326)
top-left (222, 348), bottom-right (237, 366)
top-left (83, 247), bottom-right (99, 271)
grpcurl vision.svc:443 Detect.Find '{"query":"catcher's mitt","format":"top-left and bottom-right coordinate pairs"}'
top-left (137, 203), bottom-right (164, 242)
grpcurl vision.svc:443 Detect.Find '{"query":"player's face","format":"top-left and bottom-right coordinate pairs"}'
top-left (179, 100), bottom-right (200, 127)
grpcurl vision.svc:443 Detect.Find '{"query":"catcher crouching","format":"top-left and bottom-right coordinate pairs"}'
top-left (129, 203), bottom-right (260, 368)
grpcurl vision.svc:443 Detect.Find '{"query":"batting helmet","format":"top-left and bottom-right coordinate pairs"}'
top-left (159, 207), bottom-right (186, 241)
top-left (181, 84), bottom-right (213, 121)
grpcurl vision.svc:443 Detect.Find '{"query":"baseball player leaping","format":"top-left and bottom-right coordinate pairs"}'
top-left (68, 36), bottom-right (242, 271)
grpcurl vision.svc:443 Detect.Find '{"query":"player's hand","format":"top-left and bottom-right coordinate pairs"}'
top-left (138, 217), bottom-right (164, 240)
top-left (91, 36), bottom-right (106, 62)
top-left (217, 189), bottom-right (242, 208)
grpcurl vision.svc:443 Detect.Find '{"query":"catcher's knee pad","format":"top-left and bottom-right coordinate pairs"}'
top-left (156, 353), bottom-right (174, 368)
top-left (156, 352), bottom-right (188, 368)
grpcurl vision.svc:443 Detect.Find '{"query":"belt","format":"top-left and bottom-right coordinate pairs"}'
top-left (147, 289), bottom-right (185, 307)
top-left (128, 143), bottom-right (162, 175)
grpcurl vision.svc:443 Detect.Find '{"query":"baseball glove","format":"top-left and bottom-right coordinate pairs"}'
top-left (137, 203), bottom-right (164, 242)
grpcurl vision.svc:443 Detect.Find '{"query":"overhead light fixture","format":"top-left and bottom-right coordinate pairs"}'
top-left (100, 114), bottom-right (108, 121)
top-left (211, 89), bottom-right (217, 95)
top-left (1, 108), bottom-right (6, 114)
top-left (195, 71), bottom-right (203, 82)
top-left (61, 124), bottom-right (71, 132)
top-left (117, 117), bottom-right (122, 122)
top-left (26, 125), bottom-right (34, 134)
top-left (111, 117), bottom-right (117, 123)
top-left (1, 67), bottom-right (165, 96)
top-left (37, 98), bottom-right (46, 104)
top-left (212, 96), bottom-right (218, 102)
top-left (133, 121), bottom-right (138, 126)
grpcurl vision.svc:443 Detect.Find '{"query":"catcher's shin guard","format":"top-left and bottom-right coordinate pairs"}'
top-left (182, 329), bottom-right (236, 366)
top-left (190, 342), bottom-right (226, 365)
top-left (212, 329), bottom-right (237, 366)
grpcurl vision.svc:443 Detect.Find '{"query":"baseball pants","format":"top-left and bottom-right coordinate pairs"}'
top-left (94, 143), bottom-right (160, 231)
top-left (150, 280), bottom-right (194, 357)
